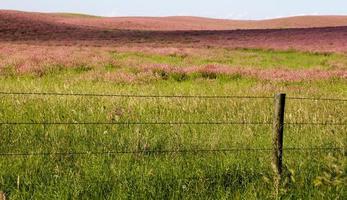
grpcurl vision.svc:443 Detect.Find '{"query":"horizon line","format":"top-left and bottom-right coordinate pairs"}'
top-left (2, 9), bottom-right (347, 21)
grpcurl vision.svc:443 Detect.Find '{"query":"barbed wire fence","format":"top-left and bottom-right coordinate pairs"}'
top-left (0, 91), bottom-right (346, 188)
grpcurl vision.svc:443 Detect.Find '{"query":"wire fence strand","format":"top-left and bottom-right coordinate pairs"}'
top-left (0, 148), bottom-right (273, 157)
top-left (0, 121), bottom-right (345, 126)
top-left (1, 91), bottom-right (346, 102)
top-left (285, 122), bottom-right (347, 126)
top-left (287, 97), bottom-right (347, 102)
top-left (0, 121), bottom-right (272, 125)
top-left (0, 91), bottom-right (273, 99)
top-left (0, 147), bottom-right (343, 157)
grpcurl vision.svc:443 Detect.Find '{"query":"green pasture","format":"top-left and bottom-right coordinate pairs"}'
top-left (0, 48), bottom-right (346, 199)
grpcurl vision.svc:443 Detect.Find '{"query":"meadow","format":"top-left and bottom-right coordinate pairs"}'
top-left (0, 46), bottom-right (346, 199)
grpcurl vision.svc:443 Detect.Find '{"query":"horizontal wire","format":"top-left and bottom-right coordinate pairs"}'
top-left (0, 148), bottom-right (273, 157)
top-left (0, 147), bottom-right (343, 157)
top-left (285, 122), bottom-right (347, 126)
top-left (287, 97), bottom-right (347, 102)
top-left (0, 122), bottom-right (345, 126)
top-left (0, 121), bottom-right (272, 125)
top-left (1, 92), bottom-right (346, 102)
top-left (0, 91), bottom-right (272, 99)
top-left (283, 147), bottom-right (345, 151)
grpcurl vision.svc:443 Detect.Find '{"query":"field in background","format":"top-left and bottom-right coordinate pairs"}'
top-left (1, 45), bottom-right (346, 82)
top-left (1, 10), bottom-right (347, 52)
top-left (4, 10), bottom-right (347, 31)
top-left (0, 10), bottom-right (346, 199)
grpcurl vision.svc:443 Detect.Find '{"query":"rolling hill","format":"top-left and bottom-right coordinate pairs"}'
top-left (1, 10), bottom-right (347, 52)
top-left (2, 10), bottom-right (347, 31)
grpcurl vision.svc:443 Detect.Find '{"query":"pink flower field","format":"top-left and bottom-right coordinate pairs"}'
top-left (0, 10), bottom-right (346, 82)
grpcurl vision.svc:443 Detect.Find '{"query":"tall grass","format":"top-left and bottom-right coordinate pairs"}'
top-left (0, 87), bottom-right (345, 199)
top-left (0, 48), bottom-right (346, 199)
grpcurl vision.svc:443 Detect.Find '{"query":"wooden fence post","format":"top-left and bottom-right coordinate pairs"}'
top-left (0, 191), bottom-right (5, 200)
top-left (272, 93), bottom-right (286, 193)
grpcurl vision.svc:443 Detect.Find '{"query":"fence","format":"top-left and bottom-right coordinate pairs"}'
top-left (0, 91), bottom-right (346, 190)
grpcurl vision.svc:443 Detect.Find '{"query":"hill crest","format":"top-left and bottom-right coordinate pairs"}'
top-left (1, 10), bottom-right (347, 30)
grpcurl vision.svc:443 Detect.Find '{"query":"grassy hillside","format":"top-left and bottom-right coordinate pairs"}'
top-left (0, 47), bottom-right (346, 199)
top-left (2, 11), bottom-right (347, 52)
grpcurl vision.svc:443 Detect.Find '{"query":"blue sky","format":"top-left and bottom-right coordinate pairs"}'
top-left (1, 0), bottom-right (347, 19)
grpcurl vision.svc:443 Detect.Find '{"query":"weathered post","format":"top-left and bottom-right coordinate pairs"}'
top-left (0, 191), bottom-right (5, 200)
top-left (272, 93), bottom-right (286, 194)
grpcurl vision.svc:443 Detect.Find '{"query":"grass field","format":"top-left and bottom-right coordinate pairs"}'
top-left (0, 47), bottom-right (346, 199)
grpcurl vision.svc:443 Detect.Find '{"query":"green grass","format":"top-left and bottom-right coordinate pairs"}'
top-left (112, 48), bottom-right (347, 70)
top-left (0, 48), bottom-right (346, 199)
